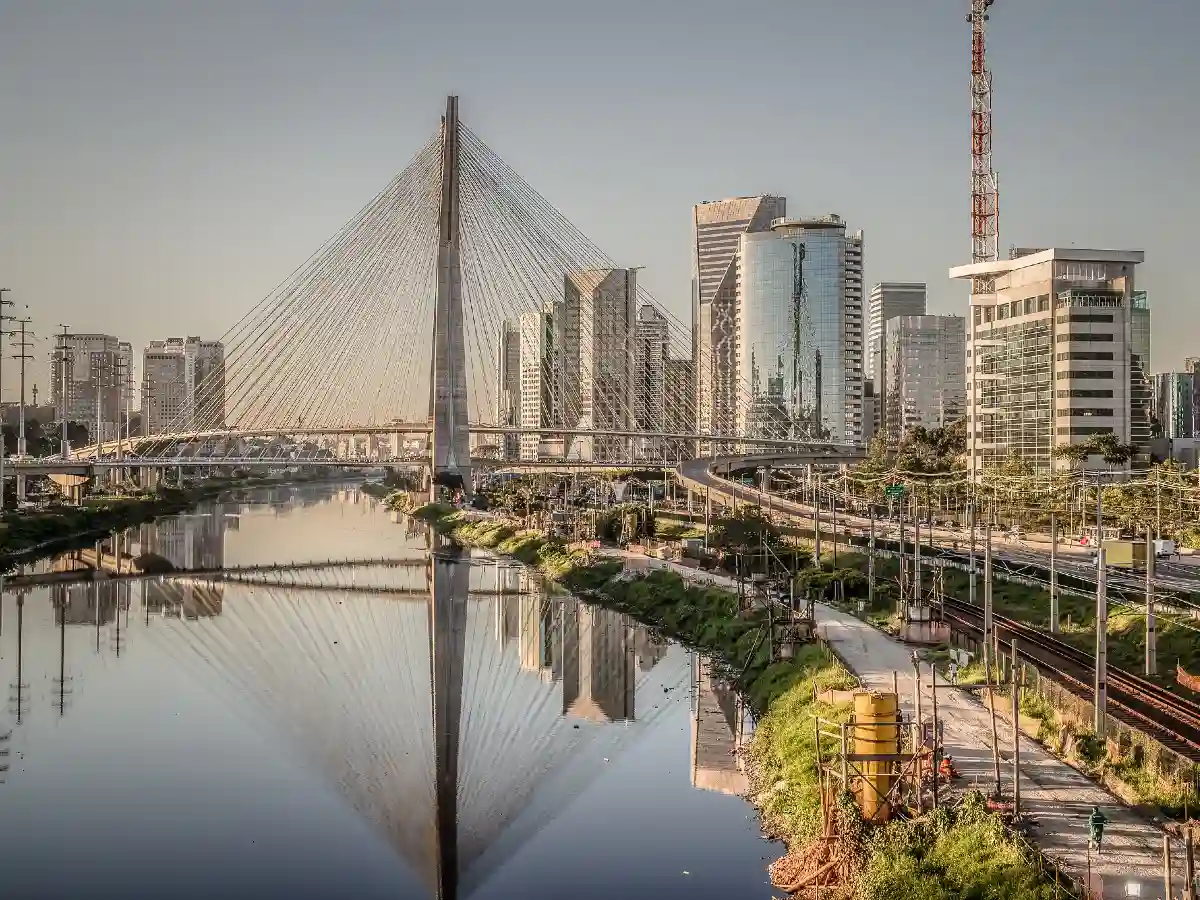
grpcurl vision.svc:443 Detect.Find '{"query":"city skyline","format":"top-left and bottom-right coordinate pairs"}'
top-left (1, 0), bottom-right (1196, 401)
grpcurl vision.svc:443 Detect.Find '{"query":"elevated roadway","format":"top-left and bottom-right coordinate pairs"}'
top-left (676, 452), bottom-right (1200, 595)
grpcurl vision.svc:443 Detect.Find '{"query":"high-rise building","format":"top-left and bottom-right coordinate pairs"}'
top-left (862, 379), bottom-right (877, 445)
top-left (561, 268), bottom-right (637, 462)
top-left (518, 302), bottom-right (565, 461)
top-left (868, 283), bottom-right (926, 434)
top-left (737, 215), bottom-right (865, 444)
top-left (1153, 372), bottom-right (1200, 439)
top-left (868, 283), bottom-right (927, 382)
top-left (951, 248), bottom-right (1149, 476)
top-left (51, 334), bottom-right (133, 442)
top-left (1153, 370), bottom-right (1200, 468)
top-left (141, 337), bottom-right (225, 436)
top-left (495, 320), bottom-right (521, 460)
top-left (881, 315), bottom-right (967, 438)
top-left (633, 304), bottom-right (668, 432)
top-left (693, 196), bottom-right (786, 446)
top-left (1185, 357), bottom-right (1200, 375)
top-left (664, 356), bottom-right (696, 461)
top-left (632, 304), bottom-right (669, 460)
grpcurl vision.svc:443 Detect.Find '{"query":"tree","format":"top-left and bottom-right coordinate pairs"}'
top-left (1089, 433), bottom-right (1137, 466)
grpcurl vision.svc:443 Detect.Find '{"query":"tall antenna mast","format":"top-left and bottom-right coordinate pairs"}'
top-left (969, 0), bottom-right (999, 290)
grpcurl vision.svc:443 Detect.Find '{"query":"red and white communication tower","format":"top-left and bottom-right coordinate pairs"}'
top-left (969, 0), bottom-right (999, 288)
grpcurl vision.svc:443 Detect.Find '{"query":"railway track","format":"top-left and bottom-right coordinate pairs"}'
top-left (941, 596), bottom-right (1200, 762)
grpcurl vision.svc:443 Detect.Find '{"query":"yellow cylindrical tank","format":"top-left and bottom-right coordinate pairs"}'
top-left (853, 691), bottom-right (899, 823)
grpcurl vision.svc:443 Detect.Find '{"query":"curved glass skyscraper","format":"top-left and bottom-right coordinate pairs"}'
top-left (737, 217), bottom-right (864, 444)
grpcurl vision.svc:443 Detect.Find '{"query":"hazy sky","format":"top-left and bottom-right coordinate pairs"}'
top-left (2, 0), bottom-right (1196, 399)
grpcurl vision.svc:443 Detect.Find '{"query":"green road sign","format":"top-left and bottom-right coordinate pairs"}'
top-left (885, 484), bottom-right (907, 498)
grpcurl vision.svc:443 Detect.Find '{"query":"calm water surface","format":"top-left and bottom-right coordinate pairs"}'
top-left (0, 484), bottom-right (781, 900)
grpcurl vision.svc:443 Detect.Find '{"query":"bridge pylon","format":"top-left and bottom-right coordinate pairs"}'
top-left (430, 95), bottom-right (472, 497)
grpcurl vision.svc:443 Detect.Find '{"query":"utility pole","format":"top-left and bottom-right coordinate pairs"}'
top-left (868, 504), bottom-right (876, 611)
top-left (968, 498), bottom-right (977, 607)
top-left (813, 477), bottom-right (822, 561)
top-left (1011, 637), bottom-right (1021, 818)
top-left (1186, 827), bottom-right (1196, 900)
top-left (930, 662), bottom-right (941, 810)
top-left (1095, 546), bottom-right (1108, 739)
top-left (913, 496), bottom-right (922, 605)
top-left (913, 653), bottom-right (923, 814)
top-left (982, 521), bottom-right (1002, 797)
top-left (1146, 526), bottom-right (1157, 677)
top-left (0, 288), bottom-right (13, 511)
top-left (11, 317), bottom-right (34, 501)
top-left (831, 476), bottom-right (839, 566)
top-left (1049, 513), bottom-right (1058, 633)
top-left (898, 491), bottom-right (907, 613)
top-left (55, 325), bottom-right (71, 457)
top-left (1164, 833), bottom-right (1174, 900)
top-left (984, 522), bottom-right (993, 681)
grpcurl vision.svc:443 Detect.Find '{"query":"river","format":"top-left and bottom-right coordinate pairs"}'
top-left (0, 482), bottom-right (782, 900)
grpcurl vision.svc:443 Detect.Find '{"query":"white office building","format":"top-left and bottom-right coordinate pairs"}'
top-left (881, 315), bottom-right (967, 437)
top-left (495, 320), bottom-right (521, 460)
top-left (51, 333), bottom-right (133, 443)
top-left (141, 337), bottom-right (225, 436)
top-left (951, 248), bottom-right (1151, 476)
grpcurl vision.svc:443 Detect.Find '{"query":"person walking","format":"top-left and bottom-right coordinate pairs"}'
top-left (1087, 806), bottom-right (1108, 853)
top-left (948, 660), bottom-right (959, 686)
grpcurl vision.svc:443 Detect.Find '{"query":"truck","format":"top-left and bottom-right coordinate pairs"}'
top-left (1100, 539), bottom-right (1147, 572)
top-left (1154, 538), bottom-right (1176, 559)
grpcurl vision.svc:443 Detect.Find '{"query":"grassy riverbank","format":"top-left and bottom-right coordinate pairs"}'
top-left (388, 496), bottom-right (1076, 898)
top-left (0, 472), bottom-right (340, 565)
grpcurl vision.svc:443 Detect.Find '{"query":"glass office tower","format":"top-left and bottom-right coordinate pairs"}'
top-left (737, 216), bottom-right (864, 444)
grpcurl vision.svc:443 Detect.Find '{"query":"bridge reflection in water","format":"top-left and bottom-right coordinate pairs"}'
top-left (3, 538), bottom-right (746, 900)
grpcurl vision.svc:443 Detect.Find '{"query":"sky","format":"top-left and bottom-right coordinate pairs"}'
top-left (1, 0), bottom-right (1197, 401)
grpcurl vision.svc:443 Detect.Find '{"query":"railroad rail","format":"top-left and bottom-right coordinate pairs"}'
top-left (941, 596), bottom-right (1200, 762)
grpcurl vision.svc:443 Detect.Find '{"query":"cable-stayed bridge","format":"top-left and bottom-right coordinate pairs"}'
top-left (54, 96), bottom-right (862, 486)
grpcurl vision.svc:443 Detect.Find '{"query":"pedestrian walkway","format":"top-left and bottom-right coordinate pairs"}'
top-left (605, 549), bottom-right (1187, 899)
top-left (817, 602), bottom-right (1185, 900)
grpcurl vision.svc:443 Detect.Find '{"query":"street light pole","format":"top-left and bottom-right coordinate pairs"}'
top-left (55, 325), bottom-right (71, 457)
top-left (0, 288), bottom-right (14, 512)
top-left (11, 317), bottom-right (34, 502)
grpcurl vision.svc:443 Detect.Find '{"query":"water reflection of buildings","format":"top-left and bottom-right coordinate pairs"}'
top-left (137, 512), bottom-right (229, 618)
top-left (139, 557), bottom-right (687, 900)
top-left (690, 655), bottom-right (750, 797)
top-left (52, 579), bottom-right (128, 627)
top-left (502, 568), bottom-right (668, 723)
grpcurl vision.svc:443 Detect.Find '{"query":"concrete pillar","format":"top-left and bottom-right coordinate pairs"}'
top-left (429, 95), bottom-right (472, 495)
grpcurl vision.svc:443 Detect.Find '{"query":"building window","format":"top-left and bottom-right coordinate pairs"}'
top-left (1037, 295), bottom-right (1050, 312)
top-left (1057, 426), bottom-right (1115, 436)
top-left (1056, 351), bottom-right (1115, 362)
top-left (1069, 408), bottom-right (1115, 417)
top-left (1055, 313), bottom-right (1115, 324)
top-left (1055, 333), bottom-right (1115, 343)
top-left (1057, 389), bottom-right (1114, 398)
top-left (1057, 370), bottom-right (1114, 380)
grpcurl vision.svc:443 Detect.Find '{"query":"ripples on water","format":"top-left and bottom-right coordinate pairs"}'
top-left (0, 484), bottom-right (780, 900)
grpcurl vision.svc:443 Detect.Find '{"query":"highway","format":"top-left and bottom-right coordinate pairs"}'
top-left (676, 456), bottom-right (1200, 598)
